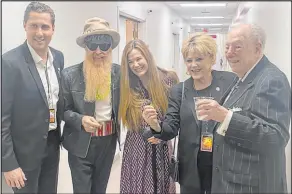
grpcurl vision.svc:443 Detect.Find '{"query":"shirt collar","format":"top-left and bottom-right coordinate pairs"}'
top-left (27, 41), bottom-right (54, 67)
top-left (241, 55), bottom-right (263, 82)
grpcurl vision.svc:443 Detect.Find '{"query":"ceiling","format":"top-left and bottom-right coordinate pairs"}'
top-left (165, 1), bottom-right (240, 33)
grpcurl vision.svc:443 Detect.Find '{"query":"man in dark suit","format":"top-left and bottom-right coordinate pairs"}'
top-left (196, 23), bottom-right (291, 193)
top-left (2, 2), bottom-right (64, 193)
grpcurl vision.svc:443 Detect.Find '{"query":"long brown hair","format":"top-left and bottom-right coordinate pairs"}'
top-left (119, 39), bottom-right (173, 131)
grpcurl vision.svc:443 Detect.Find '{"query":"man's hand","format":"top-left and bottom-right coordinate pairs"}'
top-left (196, 99), bottom-right (229, 123)
top-left (147, 136), bottom-right (162, 144)
top-left (4, 167), bottom-right (27, 189)
top-left (142, 105), bottom-right (161, 132)
top-left (82, 116), bottom-right (101, 133)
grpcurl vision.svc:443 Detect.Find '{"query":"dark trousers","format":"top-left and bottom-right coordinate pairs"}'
top-left (12, 130), bottom-right (60, 194)
top-left (68, 134), bottom-right (117, 194)
top-left (180, 165), bottom-right (212, 194)
top-left (198, 165), bottom-right (212, 194)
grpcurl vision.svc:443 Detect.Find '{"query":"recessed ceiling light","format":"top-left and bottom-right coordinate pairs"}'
top-left (192, 16), bottom-right (224, 19)
top-left (209, 28), bottom-right (222, 30)
top-left (197, 24), bottom-right (223, 26)
top-left (180, 3), bottom-right (226, 7)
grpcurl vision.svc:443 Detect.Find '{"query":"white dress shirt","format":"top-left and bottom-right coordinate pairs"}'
top-left (27, 42), bottom-right (59, 131)
top-left (217, 56), bottom-right (263, 136)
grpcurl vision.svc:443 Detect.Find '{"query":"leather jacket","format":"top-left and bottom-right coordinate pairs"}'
top-left (61, 62), bottom-right (120, 158)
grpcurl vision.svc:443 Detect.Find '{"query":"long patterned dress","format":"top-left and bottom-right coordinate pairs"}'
top-left (120, 72), bottom-right (177, 194)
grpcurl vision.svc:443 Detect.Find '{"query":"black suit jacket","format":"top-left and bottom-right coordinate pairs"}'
top-left (154, 70), bottom-right (238, 189)
top-left (61, 62), bottom-right (120, 158)
top-left (211, 55), bottom-right (291, 193)
top-left (2, 41), bottom-right (64, 172)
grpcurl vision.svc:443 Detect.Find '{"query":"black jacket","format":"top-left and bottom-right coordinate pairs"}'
top-left (61, 62), bottom-right (121, 158)
top-left (153, 70), bottom-right (238, 189)
top-left (2, 41), bottom-right (64, 172)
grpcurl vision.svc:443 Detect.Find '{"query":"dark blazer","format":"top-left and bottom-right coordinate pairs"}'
top-left (61, 62), bottom-right (120, 158)
top-left (211, 55), bottom-right (291, 194)
top-left (2, 41), bottom-right (64, 172)
top-left (154, 70), bottom-right (238, 189)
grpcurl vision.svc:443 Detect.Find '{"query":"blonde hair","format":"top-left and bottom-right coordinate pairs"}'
top-left (182, 33), bottom-right (217, 64)
top-left (119, 39), bottom-right (175, 131)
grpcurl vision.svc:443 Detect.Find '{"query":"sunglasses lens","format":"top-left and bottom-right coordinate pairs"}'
top-left (87, 43), bottom-right (99, 51)
top-left (86, 42), bottom-right (111, 52)
top-left (98, 43), bottom-right (111, 51)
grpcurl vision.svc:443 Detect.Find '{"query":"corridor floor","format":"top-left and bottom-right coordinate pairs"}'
top-left (2, 148), bottom-right (180, 193)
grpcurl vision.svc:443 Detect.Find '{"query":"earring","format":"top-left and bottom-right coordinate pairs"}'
top-left (186, 71), bottom-right (190, 75)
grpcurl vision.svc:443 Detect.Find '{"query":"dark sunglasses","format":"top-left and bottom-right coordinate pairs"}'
top-left (85, 42), bottom-right (112, 52)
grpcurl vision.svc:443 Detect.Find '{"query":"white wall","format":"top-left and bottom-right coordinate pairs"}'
top-left (235, 2), bottom-right (291, 192)
top-left (118, 16), bottom-right (127, 64)
top-left (2, 1), bottom-right (190, 77)
top-left (118, 2), bottom-right (190, 81)
top-left (2, 1), bottom-right (120, 67)
top-left (118, 2), bottom-right (147, 21)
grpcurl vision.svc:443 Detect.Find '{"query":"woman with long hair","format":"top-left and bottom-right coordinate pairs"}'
top-left (119, 39), bottom-right (179, 193)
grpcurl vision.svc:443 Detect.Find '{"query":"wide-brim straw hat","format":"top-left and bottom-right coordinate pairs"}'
top-left (76, 17), bottom-right (120, 49)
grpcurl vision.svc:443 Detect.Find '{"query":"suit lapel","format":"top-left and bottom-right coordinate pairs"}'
top-left (209, 73), bottom-right (239, 132)
top-left (207, 72), bottom-right (229, 132)
top-left (223, 55), bottom-right (267, 108)
top-left (184, 78), bottom-right (200, 128)
top-left (51, 51), bottom-right (61, 86)
top-left (223, 81), bottom-right (254, 108)
top-left (23, 42), bottom-right (49, 108)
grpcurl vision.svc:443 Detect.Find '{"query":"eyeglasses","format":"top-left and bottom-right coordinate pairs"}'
top-left (85, 42), bottom-right (112, 52)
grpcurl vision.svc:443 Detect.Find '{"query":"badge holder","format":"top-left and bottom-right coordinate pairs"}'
top-left (49, 108), bottom-right (56, 123)
top-left (200, 132), bottom-right (213, 152)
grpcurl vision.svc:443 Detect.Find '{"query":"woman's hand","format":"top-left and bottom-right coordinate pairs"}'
top-left (142, 105), bottom-right (161, 132)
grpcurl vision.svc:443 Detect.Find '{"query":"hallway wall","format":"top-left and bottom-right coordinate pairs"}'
top-left (118, 2), bottom-right (190, 80)
top-left (2, 1), bottom-right (190, 81)
top-left (2, 1), bottom-right (120, 67)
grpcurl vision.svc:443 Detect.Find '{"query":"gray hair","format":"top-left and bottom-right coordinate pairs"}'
top-left (249, 23), bottom-right (266, 50)
top-left (24, 2), bottom-right (55, 25)
top-left (230, 23), bottom-right (266, 50)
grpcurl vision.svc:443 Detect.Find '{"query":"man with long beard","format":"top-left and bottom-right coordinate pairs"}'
top-left (61, 17), bottom-right (121, 193)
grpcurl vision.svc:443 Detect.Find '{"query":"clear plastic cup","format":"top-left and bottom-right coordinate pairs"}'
top-left (193, 97), bottom-right (214, 120)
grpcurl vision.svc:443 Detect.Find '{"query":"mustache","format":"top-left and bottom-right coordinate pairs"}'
top-left (85, 52), bottom-right (109, 64)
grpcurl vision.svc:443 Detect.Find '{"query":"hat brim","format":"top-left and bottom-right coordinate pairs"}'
top-left (76, 29), bottom-right (120, 49)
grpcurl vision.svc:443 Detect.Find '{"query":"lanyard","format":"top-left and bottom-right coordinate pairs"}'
top-left (44, 54), bottom-right (53, 107)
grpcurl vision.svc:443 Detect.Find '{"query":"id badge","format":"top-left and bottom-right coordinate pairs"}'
top-left (49, 109), bottom-right (56, 123)
top-left (200, 133), bottom-right (213, 152)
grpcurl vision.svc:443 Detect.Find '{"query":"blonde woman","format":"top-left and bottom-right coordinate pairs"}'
top-left (143, 33), bottom-right (238, 193)
top-left (119, 39), bottom-right (179, 193)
